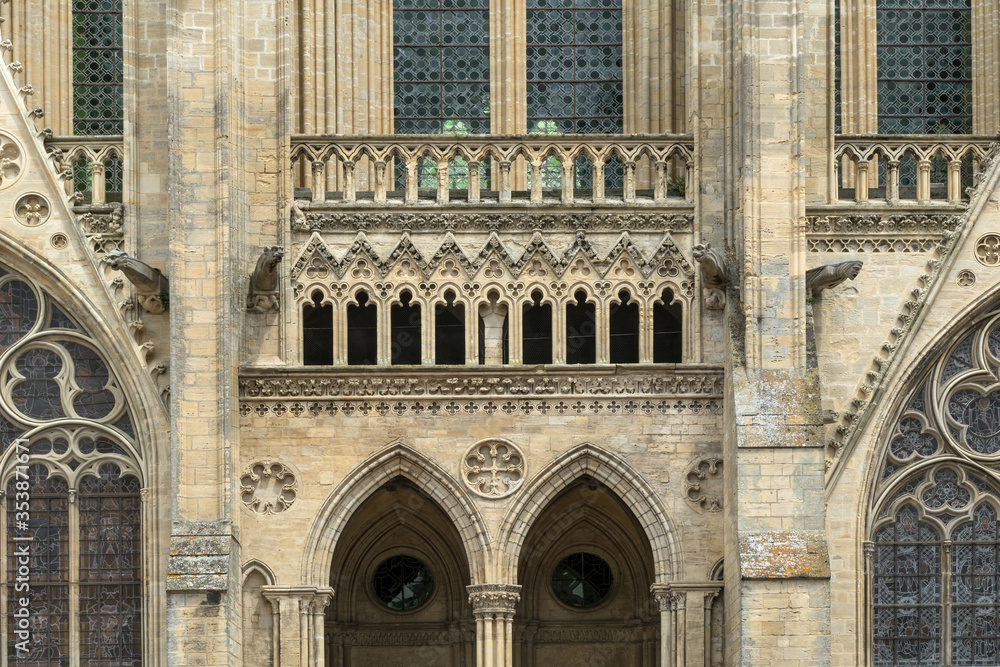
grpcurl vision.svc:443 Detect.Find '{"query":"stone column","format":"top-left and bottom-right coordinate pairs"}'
top-left (468, 583), bottom-right (521, 667)
top-left (972, 0), bottom-right (1000, 134)
top-left (262, 586), bottom-right (335, 667)
top-left (839, 0), bottom-right (879, 188)
top-left (651, 585), bottom-right (675, 667)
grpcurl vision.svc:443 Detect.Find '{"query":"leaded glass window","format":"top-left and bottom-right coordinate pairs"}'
top-left (526, 0), bottom-right (623, 188)
top-left (551, 552), bottom-right (614, 608)
top-left (0, 264), bottom-right (143, 665)
top-left (73, 0), bottom-right (124, 136)
top-left (372, 555), bottom-right (434, 611)
top-left (870, 302), bottom-right (1000, 666)
top-left (393, 0), bottom-right (490, 189)
top-left (876, 0), bottom-right (972, 134)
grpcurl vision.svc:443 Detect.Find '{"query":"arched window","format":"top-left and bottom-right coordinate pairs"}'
top-left (391, 290), bottom-right (421, 365)
top-left (652, 288), bottom-right (682, 363)
top-left (347, 290), bottom-right (378, 365)
top-left (565, 290), bottom-right (595, 364)
top-left (868, 300), bottom-right (1000, 665)
top-left (435, 289), bottom-right (465, 365)
top-left (0, 264), bottom-right (143, 665)
top-left (608, 289), bottom-right (639, 363)
top-left (302, 290), bottom-right (333, 365)
top-left (522, 290), bottom-right (552, 365)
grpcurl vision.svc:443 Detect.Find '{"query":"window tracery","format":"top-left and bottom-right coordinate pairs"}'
top-left (869, 300), bottom-right (1000, 665)
top-left (0, 265), bottom-right (143, 665)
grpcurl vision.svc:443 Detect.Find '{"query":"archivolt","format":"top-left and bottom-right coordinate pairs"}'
top-left (495, 443), bottom-right (681, 583)
top-left (301, 439), bottom-right (491, 585)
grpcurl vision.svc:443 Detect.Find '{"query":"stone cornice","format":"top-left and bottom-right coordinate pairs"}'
top-left (238, 366), bottom-right (724, 418)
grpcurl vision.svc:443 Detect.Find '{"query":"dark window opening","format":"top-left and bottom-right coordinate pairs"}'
top-left (566, 290), bottom-right (596, 364)
top-left (522, 290), bottom-right (552, 365)
top-left (347, 291), bottom-right (378, 365)
top-left (391, 290), bottom-right (421, 365)
top-left (303, 291), bottom-right (333, 365)
top-left (609, 290), bottom-right (639, 364)
top-left (435, 290), bottom-right (466, 365)
top-left (653, 289), bottom-right (682, 363)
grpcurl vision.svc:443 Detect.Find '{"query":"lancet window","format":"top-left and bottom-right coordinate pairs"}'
top-left (0, 265), bottom-right (143, 665)
top-left (868, 300), bottom-right (1000, 665)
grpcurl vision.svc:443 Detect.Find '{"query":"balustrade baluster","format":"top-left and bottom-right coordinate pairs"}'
top-left (343, 161), bottom-right (356, 203)
top-left (592, 161), bottom-right (605, 204)
top-left (499, 161), bottom-right (512, 204)
top-left (468, 161), bottom-right (481, 203)
top-left (311, 160), bottom-right (326, 203)
top-left (916, 159), bottom-right (931, 204)
top-left (91, 161), bottom-right (106, 205)
top-left (623, 161), bottom-right (636, 203)
top-left (561, 158), bottom-right (574, 204)
top-left (405, 158), bottom-right (419, 204)
top-left (886, 160), bottom-right (900, 203)
top-left (947, 159), bottom-right (963, 204)
top-left (437, 158), bottom-right (450, 204)
top-left (530, 161), bottom-right (543, 204)
top-left (855, 160), bottom-right (869, 204)
top-left (654, 160), bottom-right (667, 202)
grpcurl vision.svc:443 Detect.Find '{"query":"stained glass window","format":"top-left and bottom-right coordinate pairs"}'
top-left (6, 466), bottom-right (71, 665)
top-left (79, 464), bottom-right (142, 666)
top-left (0, 279), bottom-right (39, 353)
top-left (73, 0), bottom-right (123, 136)
top-left (876, 0), bottom-right (972, 134)
top-left (872, 505), bottom-right (942, 665)
top-left (952, 504), bottom-right (1000, 664)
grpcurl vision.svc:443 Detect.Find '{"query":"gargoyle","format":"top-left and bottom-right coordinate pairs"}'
top-left (247, 246), bottom-right (284, 313)
top-left (103, 250), bottom-right (169, 314)
top-left (806, 260), bottom-right (863, 297)
top-left (692, 243), bottom-right (728, 310)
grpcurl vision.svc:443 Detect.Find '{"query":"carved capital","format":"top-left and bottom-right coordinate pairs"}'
top-left (467, 583), bottom-right (521, 615)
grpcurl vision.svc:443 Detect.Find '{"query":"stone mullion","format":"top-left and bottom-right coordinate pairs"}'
top-left (509, 300), bottom-right (523, 364)
top-left (553, 298), bottom-right (566, 365)
top-left (424, 298), bottom-right (435, 365)
top-left (68, 489), bottom-right (79, 667)
top-left (491, 0), bottom-right (526, 189)
top-left (596, 300), bottom-right (610, 364)
top-left (972, 0), bottom-right (1000, 134)
top-left (378, 297), bottom-right (392, 365)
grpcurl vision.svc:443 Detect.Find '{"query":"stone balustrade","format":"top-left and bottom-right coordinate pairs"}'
top-left (290, 133), bottom-right (695, 207)
top-left (45, 135), bottom-right (124, 205)
top-left (835, 134), bottom-right (997, 205)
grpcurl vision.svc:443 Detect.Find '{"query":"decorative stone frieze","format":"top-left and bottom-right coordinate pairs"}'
top-left (462, 439), bottom-right (525, 498)
top-left (293, 209), bottom-right (694, 234)
top-left (805, 212), bottom-right (963, 253)
top-left (240, 459), bottom-right (298, 514)
top-left (290, 229), bottom-right (694, 282)
top-left (683, 457), bottom-right (723, 513)
top-left (76, 203), bottom-right (125, 255)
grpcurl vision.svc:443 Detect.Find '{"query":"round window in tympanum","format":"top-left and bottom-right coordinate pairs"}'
top-left (372, 554), bottom-right (434, 612)
top-left (551, 552), bottom-right (615, 608)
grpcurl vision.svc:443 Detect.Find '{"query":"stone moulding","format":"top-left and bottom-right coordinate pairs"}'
top-left (290, 228), bottom-right (694, 283)
top-left (238, 367), bottom-right (724, 418)
top-left (805, 211), bottom-right (963, 253)
top-left (293, 208), bottom-right (695, 234)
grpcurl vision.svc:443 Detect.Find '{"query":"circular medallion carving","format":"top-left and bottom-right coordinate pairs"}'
top-left (0, 133), bottom-right (24, 189)
top-left (957, 269), bottom-right (977, 288)
top-left (461, 438), bottom-right (525, 498)
top-left (975, 234), bottom-right (1000, 266)
top-left (50, 233), bottom-right (68, 249)
top-left (14, 193), bottom-right (51, 227)
top-left (239, 459), bottom-right (298, 514)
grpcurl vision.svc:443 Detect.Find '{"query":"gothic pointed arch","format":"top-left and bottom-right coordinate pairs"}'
top-left (865, 291), bottom-right (1000, 665)
top-left (496, 443), bottom-right (681, 583)
top-left (301, 439), bottom-right (491, 585)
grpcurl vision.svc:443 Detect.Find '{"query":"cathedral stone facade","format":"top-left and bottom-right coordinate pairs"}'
top-left (0, 0), bottom-right (999, 665)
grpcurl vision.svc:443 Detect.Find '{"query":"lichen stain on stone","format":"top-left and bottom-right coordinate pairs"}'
top-left (739, 529), bottom-right (831, 579)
